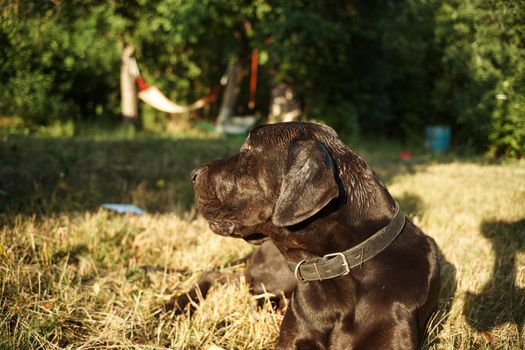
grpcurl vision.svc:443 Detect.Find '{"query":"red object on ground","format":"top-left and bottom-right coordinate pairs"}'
top-left (399, 151), bottom-right (413, 160)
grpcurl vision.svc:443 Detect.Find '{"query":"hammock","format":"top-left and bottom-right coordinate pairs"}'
top-left (130, 58), bottom-right (219, 114)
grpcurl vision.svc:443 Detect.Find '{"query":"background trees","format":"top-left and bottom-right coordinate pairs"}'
top-left (1, 0), bottom-right (523, 156)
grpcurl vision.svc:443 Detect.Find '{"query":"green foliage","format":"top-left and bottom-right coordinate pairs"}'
top-left (134, 0), bottom-right (237, 102)
top-left (0, 2), bottom-right (123, 125)
top-left (433, 0), bottom-right (525, 155)
top-left (0, 9), bottom-right (66, 124)
top-left (0, 0), bottom-right (523, 155)
top-left (260, 1), bottom-right (355, 130)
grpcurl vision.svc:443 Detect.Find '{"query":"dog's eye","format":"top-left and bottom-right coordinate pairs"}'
top-left (241, 143), bottom-right (252, 152)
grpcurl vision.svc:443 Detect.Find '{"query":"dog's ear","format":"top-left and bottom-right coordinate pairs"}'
top-left (272, 140), bottom-right (339, 227)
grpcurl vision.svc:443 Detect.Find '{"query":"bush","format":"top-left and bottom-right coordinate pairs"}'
top-left (1, 0), bottom-right (523, 155)
top-left (432, 0), bottom-right (525, 155)
top-left (0, 3), bottom-right (122, 126)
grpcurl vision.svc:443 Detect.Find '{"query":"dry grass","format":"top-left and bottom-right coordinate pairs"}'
top-left (0, 211), bottom-right (279, 349)
top-left (1, 130), bottom-right (524, 349)
top-left (390, 162), bottom-right (525, 350)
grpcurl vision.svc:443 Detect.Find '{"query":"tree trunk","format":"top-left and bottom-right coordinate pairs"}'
top-left (120, 44), bottom-right (139, 127)
top-left (216, 58), bottom-right (244, 132)
top-left (268, 82), bottom-right (301, 124)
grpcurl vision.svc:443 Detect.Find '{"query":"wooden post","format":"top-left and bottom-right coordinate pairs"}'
top-left (216, 58), bottom-right (244, 132)
top-left (120, 44), bottom-right (139, 127)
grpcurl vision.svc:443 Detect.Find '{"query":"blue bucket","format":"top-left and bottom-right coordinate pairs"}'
top-left (425, 126), bottom-right (451, 152)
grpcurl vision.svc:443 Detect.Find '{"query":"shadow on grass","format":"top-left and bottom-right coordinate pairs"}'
top-left (0, 133), bottom-right (245, 219)
top-left (395, 192), bottom-right (458, 349)
top-left (463, 219), bottom-right (525, 332)
top-left (396, 192), bottom-right (426, 218)
top-left (0, 131), bottom-right (445, 220)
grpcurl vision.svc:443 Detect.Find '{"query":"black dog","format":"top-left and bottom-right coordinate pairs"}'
top-left (191, 122), bottom-right (440, 349)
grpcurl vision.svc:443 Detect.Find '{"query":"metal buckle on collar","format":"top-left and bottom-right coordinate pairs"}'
top-left (294, 259), bottom-right (307, 282)
top-left (323, 252), bottom-right (350, 276)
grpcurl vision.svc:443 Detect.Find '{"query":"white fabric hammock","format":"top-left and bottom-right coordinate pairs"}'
top-left (137, 84), bottom-right (208, 113)
top-left (131, 58), bottom-right (214, 114)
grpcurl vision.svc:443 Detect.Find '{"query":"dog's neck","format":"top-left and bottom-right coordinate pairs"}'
top-left (273, 182), bottom-right (397, 266)
top-left (269, 146), bottom-right (398, 271)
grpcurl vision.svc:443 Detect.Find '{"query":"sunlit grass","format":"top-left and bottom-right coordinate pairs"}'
top-left (0, 129), bottom-right (524, 349)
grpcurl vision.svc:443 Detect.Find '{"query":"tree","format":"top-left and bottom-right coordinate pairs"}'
top-left (1, 0), bottom-right (523, 155)
top-left (120, 43), bottom-right (139, 126)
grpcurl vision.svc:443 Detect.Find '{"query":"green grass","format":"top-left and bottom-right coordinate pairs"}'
top-left (1, 126), bottom-right (524, 349)
top-left (0, 127), bottom-right (244, 215)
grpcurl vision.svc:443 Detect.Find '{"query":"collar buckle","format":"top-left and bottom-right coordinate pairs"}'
top-left (288, 201), bottom-right (405, 282)
top-left (323, 252), bottom-right (350, 276)
top-left (294, 259), bottom-right (308, 282)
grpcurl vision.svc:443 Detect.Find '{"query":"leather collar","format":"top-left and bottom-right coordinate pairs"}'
top-left (288, 201), bottom-right (406, 282)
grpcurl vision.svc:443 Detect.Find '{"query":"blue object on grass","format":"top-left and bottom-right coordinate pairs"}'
top-left (101, 204), bottom-right (145, 215)
top-left (425, 126), bottom-right (451, 152)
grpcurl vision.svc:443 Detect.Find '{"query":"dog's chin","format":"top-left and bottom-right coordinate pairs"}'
top-left (242, 232), bottom-right (270, 245)
top-left (208, 221), bottom-right (236, 237)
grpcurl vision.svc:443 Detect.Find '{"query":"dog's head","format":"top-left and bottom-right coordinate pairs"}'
top-left (192, 122), bottom-right (349, 245)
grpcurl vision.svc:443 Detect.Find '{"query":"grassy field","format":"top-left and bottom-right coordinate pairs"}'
top-left (1, 126), bottom-right (524, 349)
